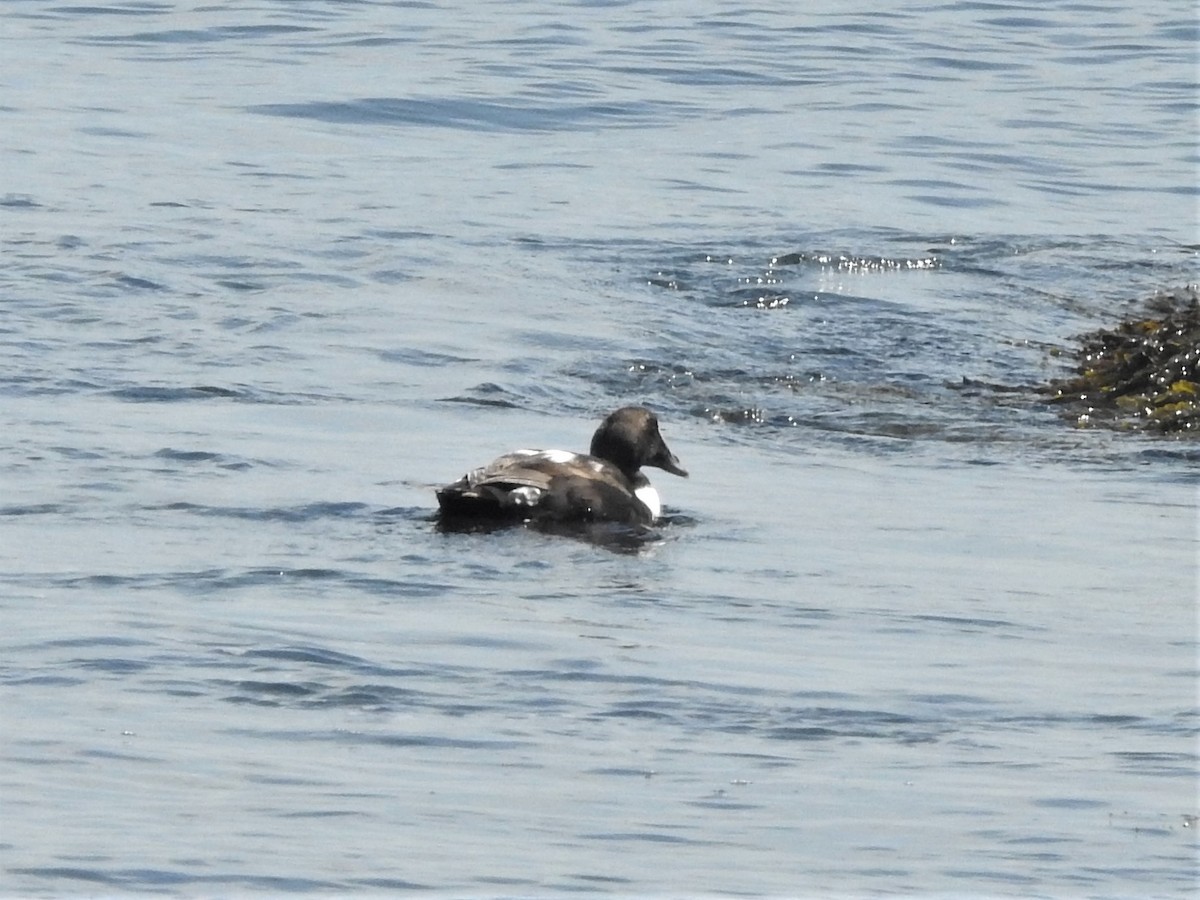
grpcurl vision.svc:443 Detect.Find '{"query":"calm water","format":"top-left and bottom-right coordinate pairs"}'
top-left (2, 1), bottom-right (1198, 897)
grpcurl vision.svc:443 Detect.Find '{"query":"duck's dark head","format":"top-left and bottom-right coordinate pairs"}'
top-left (590, 406), bottom-right (688, 481)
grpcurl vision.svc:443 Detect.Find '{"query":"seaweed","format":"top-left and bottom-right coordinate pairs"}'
top-left (1041, 285), bottom-right (1200, 435)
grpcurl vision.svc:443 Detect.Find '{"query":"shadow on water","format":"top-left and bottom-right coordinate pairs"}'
top-left (433, 512), bottom-right (688, 555)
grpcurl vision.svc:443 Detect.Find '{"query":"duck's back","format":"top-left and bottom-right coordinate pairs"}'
top-left (436, 449), bottom-right (654, 525)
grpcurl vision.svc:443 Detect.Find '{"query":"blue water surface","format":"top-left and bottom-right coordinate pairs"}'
top-left (1, 1), bottom-right (1197, 897)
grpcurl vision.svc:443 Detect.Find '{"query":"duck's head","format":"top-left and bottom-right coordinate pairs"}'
top-left (590, 406), bottom-right (688, 481)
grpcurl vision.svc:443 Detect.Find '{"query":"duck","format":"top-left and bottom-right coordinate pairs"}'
top-left (436, 406), bottom-right (687, 527)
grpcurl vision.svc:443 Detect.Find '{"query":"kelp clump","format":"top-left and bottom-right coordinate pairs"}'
top-left (1043, 285), bottom-right (1200, 434)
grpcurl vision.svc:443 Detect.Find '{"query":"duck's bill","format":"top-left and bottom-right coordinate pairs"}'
top-left (653, 446), bottom-right (688, 478)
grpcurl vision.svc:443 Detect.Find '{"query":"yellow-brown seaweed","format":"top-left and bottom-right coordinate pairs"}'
top-left (1042, 285), bottom-right (1199, 435)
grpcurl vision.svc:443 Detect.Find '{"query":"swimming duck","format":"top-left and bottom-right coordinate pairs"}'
top-left (436, 406), bottom-right (687, 526)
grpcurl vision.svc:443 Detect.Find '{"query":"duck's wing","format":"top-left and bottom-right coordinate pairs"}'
top-left (437, 450), bottom-right (646, 522)
top-left (465, 451), bottom-right (560, 491)
top-left (438, 450), bottom-right (577, 516)
top-left (481, 453), bottom-right (653, 524)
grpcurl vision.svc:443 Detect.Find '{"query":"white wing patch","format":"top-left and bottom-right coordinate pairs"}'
top-left (504, 448), bottom-right (580, 465)
top-left (634, 483), bottom-right (661, 521)
top-left (538, 449), bottom-right (579, 465)
top-left (508, 486), bottom-right (543, 507)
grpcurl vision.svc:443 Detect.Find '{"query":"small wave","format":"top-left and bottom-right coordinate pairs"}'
top-left (579, 831), bottom-right (712, 846)
top-left (437, 382), bottom-right (524, 408)
top-left (7, 867), bottom-right (349, 893)
top-left (109, 385), bottom-right (245, 402)
top-left (77, 24), bottom-right (319, 47)
top-left (241, 646), bottom-right (372, 668)
top-left (250, 96), bottom-right (683, 133)
top-left (223, 727), bottom-right (526, 752)
top-left (160, 501), bottom-right (369, 522)
top-left (153, 448), bottom-right (223, 463)
top-left (106, 384), bottom-right (340, 404)
top-left (71, 658), bottom-right (152, 674)
top-left (0, 503), bottom-right (62, 516)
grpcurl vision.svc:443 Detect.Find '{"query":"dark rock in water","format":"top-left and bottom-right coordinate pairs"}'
top-left (1041, 285), bottom-right (1200, 435)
